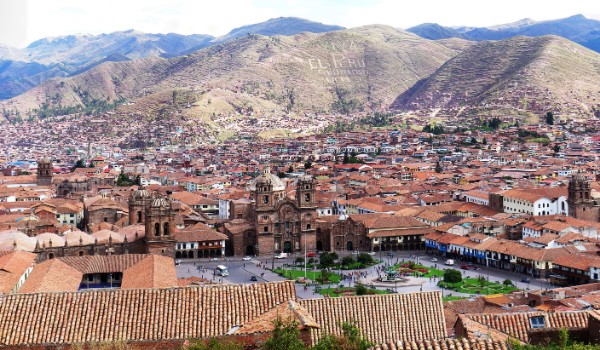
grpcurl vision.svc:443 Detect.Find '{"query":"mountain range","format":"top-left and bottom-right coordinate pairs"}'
top-left (407, 14), bottom-right (600, 52)
top-left (0, 17), bottom-right (344, 99)
top-left (1, 15), bottom-right (600, 126)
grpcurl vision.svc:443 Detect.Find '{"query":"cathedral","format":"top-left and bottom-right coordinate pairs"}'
top-left (224, 168), bottom-right (317, 256)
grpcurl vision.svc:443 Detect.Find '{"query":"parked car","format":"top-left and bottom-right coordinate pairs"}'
top-left (250, 276), bottom-right (258, 281)
top-left (386, 252), bottom-right (394, 257)
top-left (242, 256), bottom-right (252, 261)
top-left (445, 259), bottom-right (455, 266)
top-left (352, 251), bottom-right (360, 255)
top-left (307, 252), bottom-right (317, 258)
top-left (521, 277), bottom-right (531, 283)
top-left (209, 257), bottom-right (219, 262)
top-left (174, 259), bottom-right (181, 266)
top-left (431, 258), bottom-right (438, 262)
top-left (368, 252), bottom-right (376, 256)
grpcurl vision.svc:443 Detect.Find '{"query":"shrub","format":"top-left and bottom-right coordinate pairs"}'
top-left (357, 253), bottom-right (374, 265)
top-left (503, 279), bottom-right (513, 286)
top-left (443, 269), bottom-right (462, 284)
top-left (341, 256), bottom-right (355, 266)
top-left (319, 252), bottom-right (336, 268)
top-left (355, 283), bottom-right (367, 296)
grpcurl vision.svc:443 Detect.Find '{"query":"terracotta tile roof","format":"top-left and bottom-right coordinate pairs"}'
top-left (367, 227), bottom-right (432, 238)
top-left (350, 214), bottom-right (429, 230)
top-left (234, 300), bottom-right (319, 334)
top-left (18, 259), bottom-right (83, 294)
top-left (0, 251), bottom-right (36, 294)
top-left (553, 253), bottom-right (600, 270)
top-left (298, 291), bottom-right (446, 346)
top-left (121, 255), bottom-right (179, 289)
top-left (19, 254), bottom-right (179, 293)
top-left (0, 281), bottom-right (296, 346)
top-left (175, 223), bottom-right (228, 242)
top-left (462, 311), bottom-right (589, 342)
top-left (372, 338), bottom-right (511, 350)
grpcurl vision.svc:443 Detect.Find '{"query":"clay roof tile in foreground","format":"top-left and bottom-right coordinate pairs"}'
top-left (0, 281), bottom-right (296, 346)
top-left (299, 291), bottom-right (446, 346)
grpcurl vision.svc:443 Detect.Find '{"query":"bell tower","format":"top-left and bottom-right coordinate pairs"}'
top-left (144, 193), bottom-right (176, 257)
top-left (568, 174), bottom-right (598, 221)
top-left (37, 158), bottom-right (53, 186)
top-left (254, 168), bottom-right (275, 210)
top-left (129, 188), bottom-right (151, 225)
top-left (296, 176), bottom-right (316, 208)
top-left (296, 176), bottom-right (317, 253)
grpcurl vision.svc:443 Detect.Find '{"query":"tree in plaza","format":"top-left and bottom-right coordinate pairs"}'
top-left (341, 256), bottom-right (355, 267)
top-left (262, 317), bottom-right (307, 350)
top-left (356, 253), bottom-right (374, 265)
top-left (319, 252), bottom-right (337, 268)
top-left (443, 269), bottom-right (462, 284)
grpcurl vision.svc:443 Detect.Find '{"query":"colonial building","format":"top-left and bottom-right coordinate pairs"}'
top-left (223, 168), bottom-right (317, 256)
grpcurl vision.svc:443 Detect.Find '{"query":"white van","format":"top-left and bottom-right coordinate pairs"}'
top-left (445, 259), bottom-right (455, 266)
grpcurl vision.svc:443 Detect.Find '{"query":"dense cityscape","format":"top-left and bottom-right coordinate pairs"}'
top-left (3, 1), bottom-right (600, 349)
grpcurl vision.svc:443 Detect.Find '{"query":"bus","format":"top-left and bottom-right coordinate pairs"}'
top-left (215, 265), bottom-right (229, 277)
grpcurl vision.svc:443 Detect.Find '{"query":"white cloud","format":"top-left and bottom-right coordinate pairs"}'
top-left (0, 0), bottom-right (598, 48)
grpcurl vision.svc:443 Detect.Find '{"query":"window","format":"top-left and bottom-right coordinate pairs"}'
top-left (264, 226), bottom-right (268, 232)
top-left (306, 224), bottom-right (311, 230)
top-left (155, 223), bottom-right (160, 236)
top-left (263, 195), bottom-right (269, 204)
top-left (164, 222), bottom-right (170, 236)
top-left (530, 316), bottom-right (545, 329)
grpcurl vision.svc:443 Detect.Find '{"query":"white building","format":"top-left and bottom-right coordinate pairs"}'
top-left (501, 189), bottom-right (568, 216)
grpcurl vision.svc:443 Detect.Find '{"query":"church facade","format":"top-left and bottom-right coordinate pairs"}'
top-left (224, 169), bottom-right (318, 256)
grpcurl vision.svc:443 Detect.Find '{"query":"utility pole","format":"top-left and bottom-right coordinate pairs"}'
top-left (304, 232), bottom-right (307, 279)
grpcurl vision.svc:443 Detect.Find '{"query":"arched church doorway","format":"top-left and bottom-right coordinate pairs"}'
top-left (283, 241), bottom-right (292, 253)
top-left (316, 241), bottom-right (323, 251)
top-left (246, 245), bottom-right (255, 256)
top-left (346, 241), bottom-right (354, 251)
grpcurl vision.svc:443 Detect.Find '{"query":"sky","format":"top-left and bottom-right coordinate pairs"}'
top-left (1, 0), bottom-right (600, 48)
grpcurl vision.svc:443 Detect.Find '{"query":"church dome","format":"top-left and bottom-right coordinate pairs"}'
top-left (151, 197), bottom-right (170, 208)
top-left (92, 230), bottom-right (124, 244)
top-left (64, 230), bottom-right (95, 246)
top-left (36, 233), bottom-right (65, 248)
top-left (0, 229), bottom-right (36, 252)
top-left (247, 167), bottom-right (286, 192)
top-left (130, 188), bottom-right (150, 200)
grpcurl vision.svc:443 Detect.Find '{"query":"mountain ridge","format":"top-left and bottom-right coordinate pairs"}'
top-left (407, 14), bottom-right (600, 52)
top-left (0, 17), bottom-right (347, 100)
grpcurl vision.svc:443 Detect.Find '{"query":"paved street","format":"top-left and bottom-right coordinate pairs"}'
top-left (175, 251), bottom-right (554, 299)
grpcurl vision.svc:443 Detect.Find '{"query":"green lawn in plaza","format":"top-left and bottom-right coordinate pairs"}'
top-left (438, 276), bottom-right (519, 295)
top-left (273, 267), bottom-right (341, 284)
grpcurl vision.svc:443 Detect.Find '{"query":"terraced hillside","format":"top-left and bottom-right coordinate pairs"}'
top-left (392, 36), bottom-right (600, 117)
top-left (0, 26), bottom-right (459, 122)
